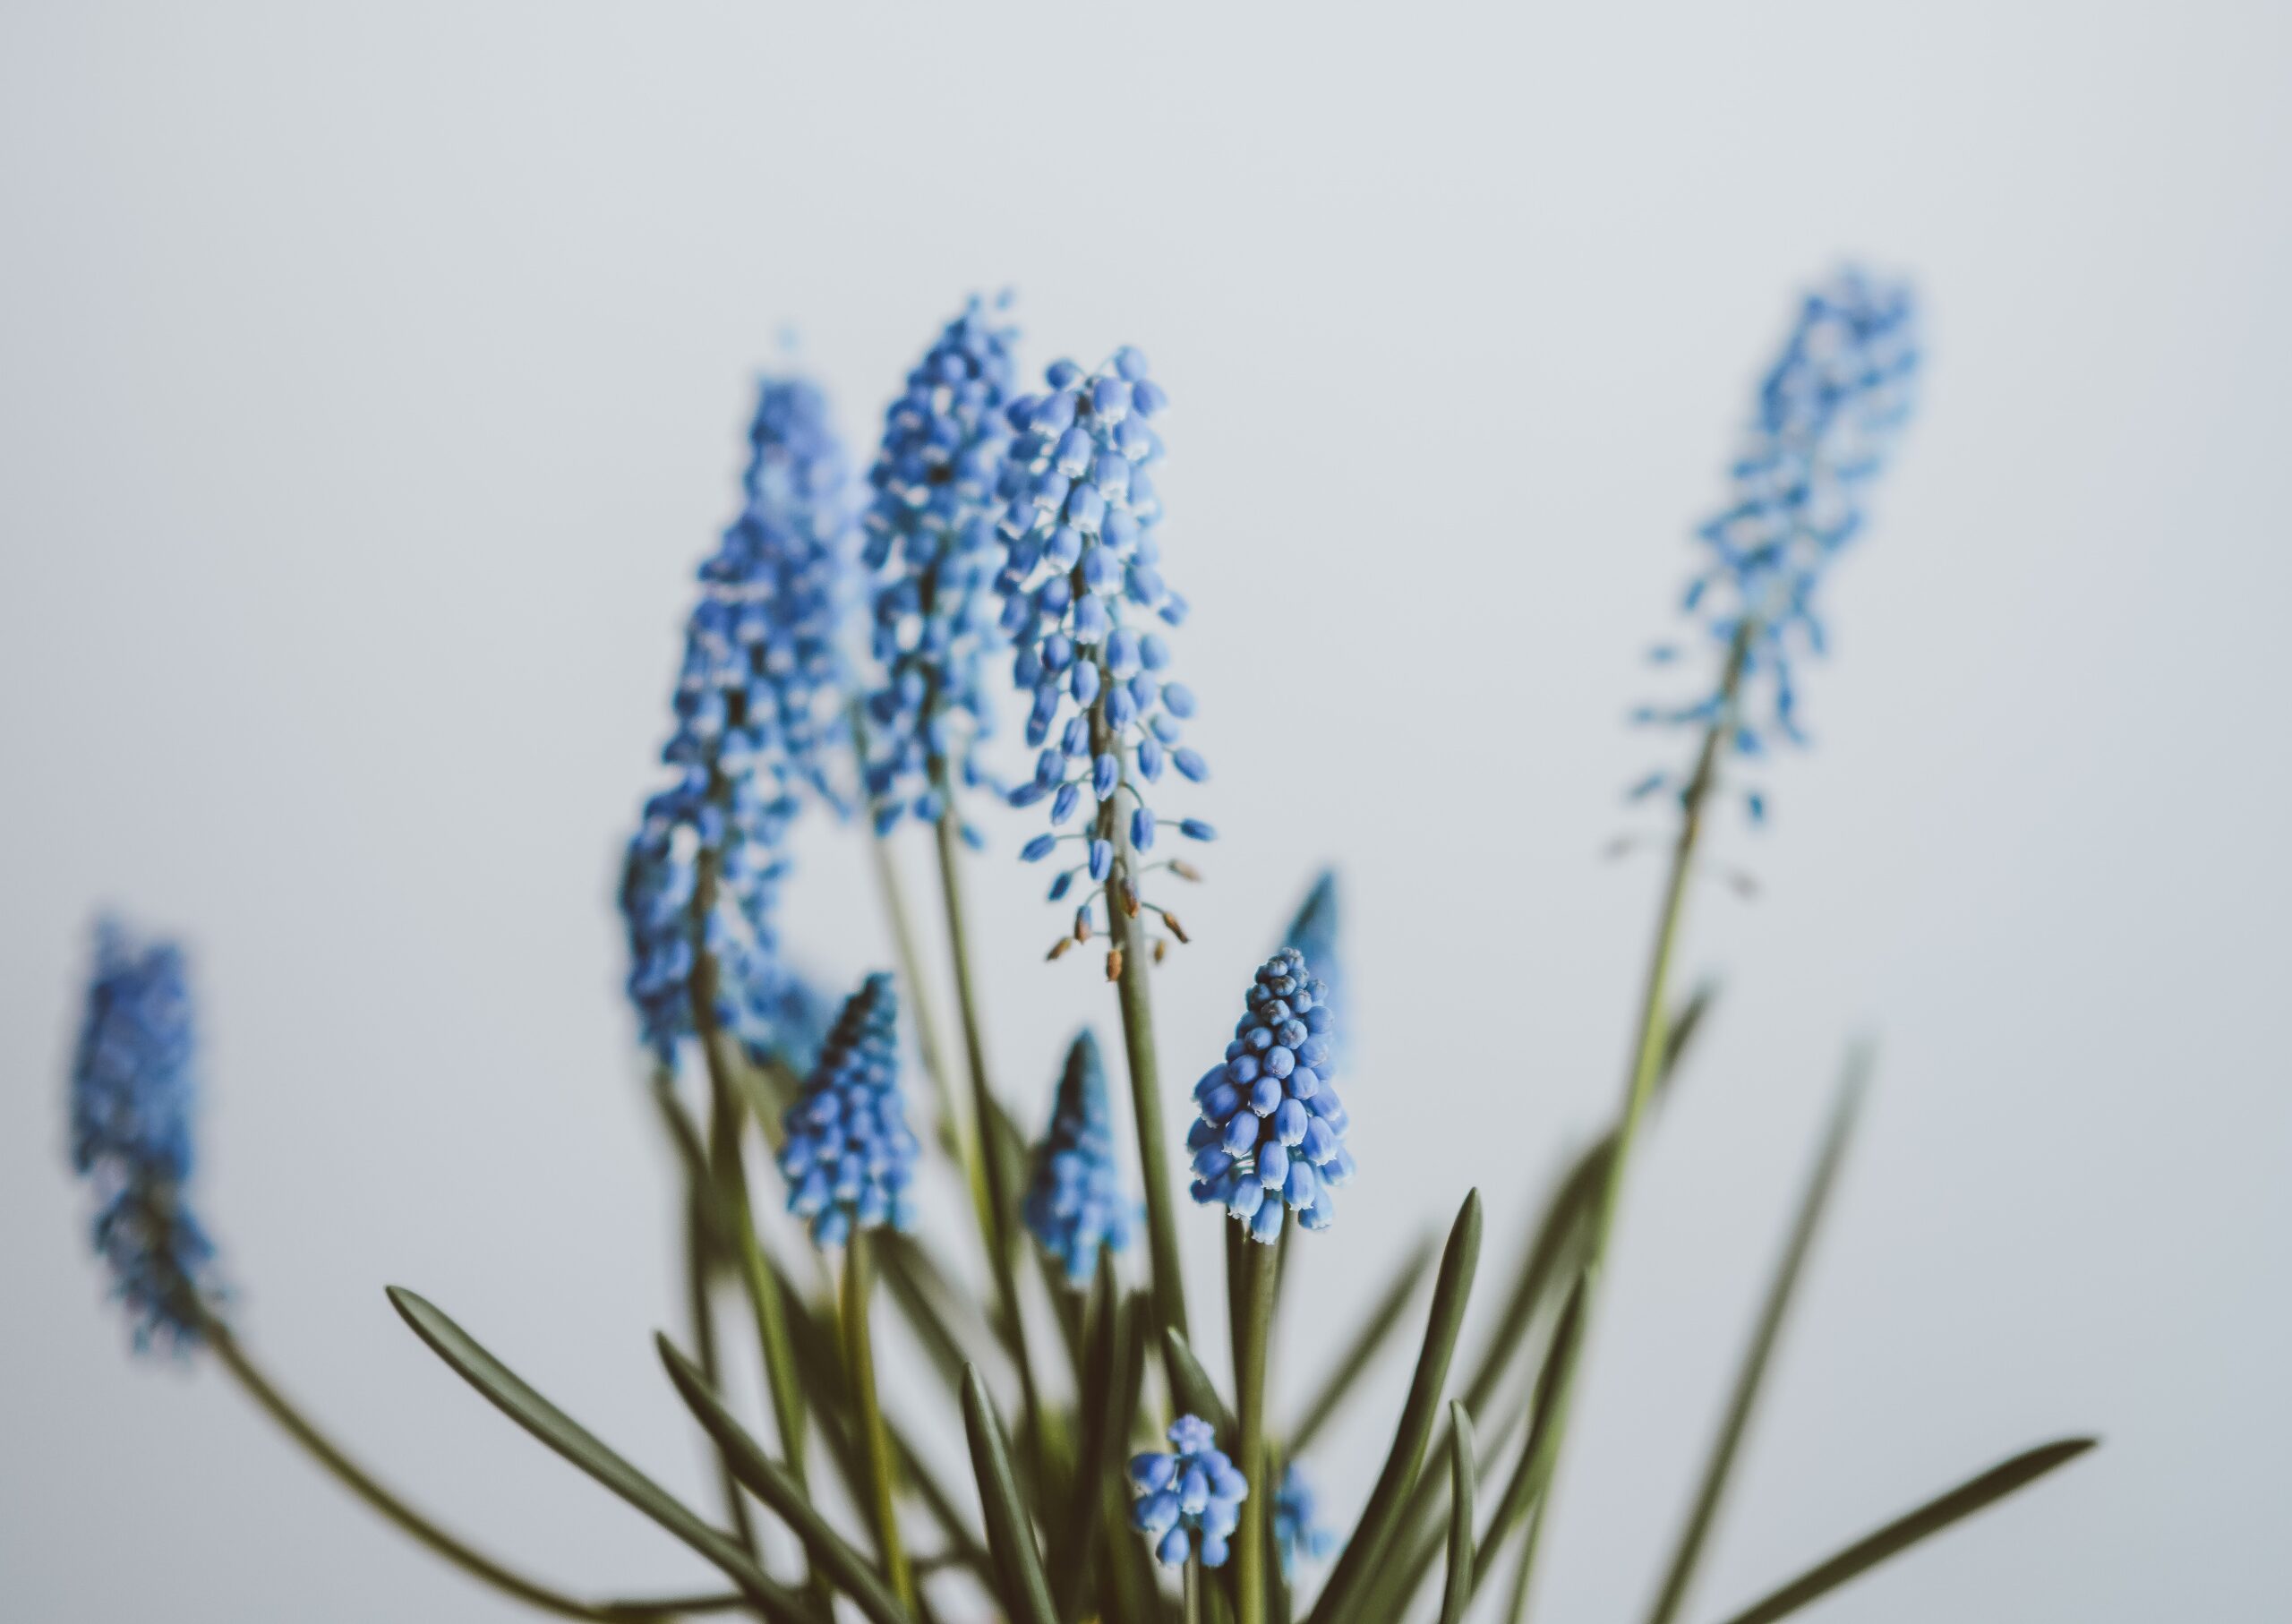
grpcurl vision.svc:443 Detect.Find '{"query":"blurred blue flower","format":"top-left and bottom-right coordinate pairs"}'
top-left (776, 972), bottom-right (920, 1247)
top-left (1185, 948), bottom-right (1353, 1243)
top-left (860, 297), bottom-right (1022, 832)
top-left (1637, 269), bottom-right (1920, 780)
top-left (996, 349), bottom-right (1212, 937)
top-left (69, 919), bottom-right (222, 1352)
top-left (1272, 1462), bottom-right (1338, 1576)
top-left (1129, 1414), bottom-right (1249, 1568)
top-left (1022, 1030), bottom-right (1134, 1287)
top-left (1279, 870), bottom-right (1341, 1078)
top-left (620, 376), bottom-right (854, 1064)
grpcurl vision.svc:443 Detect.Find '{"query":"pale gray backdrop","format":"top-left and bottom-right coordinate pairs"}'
top-left (3, 4), bottom-right (2286, 1619)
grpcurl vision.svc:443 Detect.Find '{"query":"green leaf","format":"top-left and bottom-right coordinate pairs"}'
top-left (382, 1287), bottom-right (817, 1624)
top-left (1436, 1403), bottom-right (1476, 1624)
top-left (655, 1334), bottom-right (913, 1624)
top-left (960, 1365), bottom-right (1061, 1624)
top-left (1308, 1188), bottom-right (1483, 1624)
top-left (1644, 1051), bottom-right (1869, 1624)
top-left (1709, 1438), bottom-right (2097, 1624)
top-left (1053, 1261), bottom-right (1134, 1620)
top-left (1287, 1230), bottom-right (1435, 1453)
top-left (1160, 1326), bottom-right (1238, 1442)
top-left (1472, 1265), bottom-right (1592, 1588)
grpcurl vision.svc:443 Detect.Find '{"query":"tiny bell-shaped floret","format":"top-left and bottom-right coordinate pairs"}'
top-left (1128, 1414), bottom-right (1250, 1568)
top-left (1186, 947), bottom-right (1352, 1242)
top-left (776, 973), bottom-right (920, 1247)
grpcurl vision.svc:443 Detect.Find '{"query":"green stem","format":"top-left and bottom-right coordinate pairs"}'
top-left (929, 785), bottom-right (1049, 1509)
top-left (852, 701), bottom-right (969, 1175)
top-left (1233, 1238), bottom-right (1279, 1624)
top-left (842, 1229), bottom-right (916, 1612)
top-left (1505, 623), bottom-right (1754, 1612)
top-left (684, 847), bottom-right (764, 1563)
top-left (1184, 1557), bottom-right (1204, 1624)
top-left (205, 1321), bottom-right (646, 1621)
top-left (1099, 782), bottom-right (1190, 1356)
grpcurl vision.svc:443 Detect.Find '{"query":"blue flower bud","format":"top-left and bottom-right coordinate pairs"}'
top-left (1022, 833), bottom-right (1056, 862)
top-left (776, 975), bottom-right (918, 1248)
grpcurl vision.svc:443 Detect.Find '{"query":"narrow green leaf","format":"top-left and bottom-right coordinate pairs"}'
top-left (1161, 1326), bottom-right (1238, 1442)
top-left (1659, 981), bottom-right (1717, 1083)
top-left (1309, 1189), bottom-right (1483, 1624)
top-left (1644, 1052), bottom-right (1869, 1624)
top-left (1052, 1259), bottom-right (1130, 1620)
top-left (1710, 1438), bottom-right (2097, 1624)
top-left (1436, 1404), bottom-right (1477, 1624)
top-left (382, 1287), bottom-right (816, 1624)
top-left (1473, 1266), bottom-right (1591, 1587)
top-left (1287, 1231), bottom-right (1435, 1453)
top-left (961, 1364), bottom-right (1061, 1624)
top-left (1094, 1303), bottom-right (1158, 1624)
top-left (656, 1334), bottom-right (912, 1624)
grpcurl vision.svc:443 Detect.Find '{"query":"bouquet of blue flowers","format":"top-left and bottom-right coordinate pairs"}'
top-left (64, 273), bottom-right (2091, 1624)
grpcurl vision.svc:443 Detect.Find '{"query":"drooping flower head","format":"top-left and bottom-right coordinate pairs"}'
top-left (1022, 1030), bottom-right (1133, 1287)
top-left (998, 349), bottom-right (1214, 963)
top-left (1636, 269), bottom-right (1920, 801)
top-left (1272, 1462), bottom-right (1338, 1576)
top-left (1280, 870), bottom-right (1341, 1079)
top-left (776, 972), bottom-right (919, 1247)
top-left (620, 376), bottom-right (854, 1064)
top-left (69, 919), bottom-right (223, 1352)
top-left (860, 297), bottom-right (1022, 833)
top-left (1128, 1414), bottom-right (1249, 1568)
top-left (1186, 948), bottom-right (1352, 1244)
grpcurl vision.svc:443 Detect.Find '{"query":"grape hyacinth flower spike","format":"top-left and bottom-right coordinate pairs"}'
top-left (860, 296), bottom-right (1022, 833)
top-left (620, 375), bottom-right (854, 1064)
top-left (69, 919), bottom-right (222, 1351)
top-left (1634, 269), bottom-right (1920, 813)
top-left (1022, 1030), bottom-right (1135, 1287)
top-left (1129, 1414), bottom-right (1249, 1568)
top-left (1187, 948), bottom-right (1352, 1243)
top-left (777, 972), bottom-right (920, 1247)
top-left (996, 347), bottom-right (1214, 973)
top-left (1272, 1462), bottom-right (1338, 1576)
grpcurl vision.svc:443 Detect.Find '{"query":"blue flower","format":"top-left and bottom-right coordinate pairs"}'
top-left (860, 297), bottom-right (1022, 832)
top-left (1638, 269), bottom-right (1920, 777)
top-left (1128, 1414), bottom-right (1249, 1568)
top-left (1272, 1462), bottom-right (1338, 1576)
top-left (620, 376), bottom-right (854, 1064)
top-left (1279, 870), bottom-right (1341, 1078)
top-left (996, 349), bottom-right (1212, 946)
top-left (1022, 1030), bottom-right (1134, 1287)
top-left (69, 919), bottom-right (223, 1352)
top-left (776, 973), bottom-right (920, 1247)
top-left (1186, 948), bottom-right (1352, 1243)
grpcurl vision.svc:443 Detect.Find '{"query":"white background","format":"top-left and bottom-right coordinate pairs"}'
top-left (4, 4), bottom-right (2287, 1619)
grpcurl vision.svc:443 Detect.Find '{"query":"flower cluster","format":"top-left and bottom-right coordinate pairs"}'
top-left (70, 920), bottom-right (222, 1351)
top-left (1186, 948), bottom-right (1352, 1242)
top-left (777, 972), bottom-right (919, 1246)
top-left (860, 297), bottom-right (1022, 833)
top-left (1272, 1463), bottom-right (1338, 1576)
top-left (1022, 1030), bottom-right (1134, 1287)
top-left (1637, 269), bottom-right (1920, 788)
top-left (1128, 1415), bottom-right (1249, 1568)
top-left (620, 376), bottom-right (853, 1064)
top-left (997, 351), bottom-right (1213, 957)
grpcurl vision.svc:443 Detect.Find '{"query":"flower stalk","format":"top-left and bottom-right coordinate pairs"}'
top-left (840, 1229), bottom-right (916, 1613)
